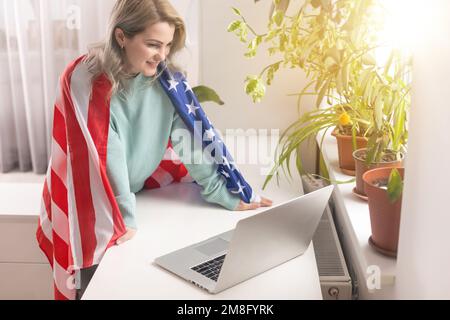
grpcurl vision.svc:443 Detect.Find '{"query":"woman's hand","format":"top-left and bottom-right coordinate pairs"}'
top-left (235, 196), bottom-right (273, 211)
top-left (116, 227), bottom-right (137, 245)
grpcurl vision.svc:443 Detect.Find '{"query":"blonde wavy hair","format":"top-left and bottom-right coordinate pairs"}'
top-left (83, 0), bottom-right (186, 96)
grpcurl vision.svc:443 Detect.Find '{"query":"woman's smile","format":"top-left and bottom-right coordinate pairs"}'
top-left (146, 61), bottom-right (159, 68)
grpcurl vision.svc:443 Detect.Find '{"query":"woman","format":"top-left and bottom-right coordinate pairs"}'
top-left (83, 0), bottom-right (272, 244)
top-left (52, 0), bottom-right (272, 299)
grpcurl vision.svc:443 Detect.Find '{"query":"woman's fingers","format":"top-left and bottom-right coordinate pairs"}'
top-left (235, 200), bottom-right (258, 211)
top-left (245, 202), bottom-right (261, 210)
top-left (260, 197), bottom-right (273, 207)
top-left (116, 228), bottom-right (137, 245)
top-left (235, 197), bottom-right (274, 211)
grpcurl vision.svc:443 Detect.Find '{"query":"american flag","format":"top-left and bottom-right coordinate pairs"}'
top-left (36, 56), bottom-right (258, 300)
top-left (158, 61), bottom-right (259, 204)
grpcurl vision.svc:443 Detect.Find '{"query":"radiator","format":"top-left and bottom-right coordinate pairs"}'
top-left (302, 175), bottom-right (353, 300)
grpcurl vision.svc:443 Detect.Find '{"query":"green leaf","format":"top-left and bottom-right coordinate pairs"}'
top-left (360, 69), bottom-right (374, 95)
top-left (239, 25), bottom-right (248, 43)
top-left (245, 76), bottom-right (266, 103)
top-left (267, 61), bottom-right (281, 85)
top-left (393, 103), bottom-right (406, 150)
top-left (232, 7), bottom-right (242, 16)
top-left (352, 126), bottom-right (357, 151)
top-left (227, 20), bottom-right (242, 32)
top-left (279, 33), bottom-right (288, 51)
top-left (270, 0), bottom-right (291, 17)
top-left (365, 134), bottom-right (378, 165)
top-left (193, 86), bottom-right (225, 106)
top-left (316, 79), bottom-right (330, 108)
top-left (245, 35), bottom-right (263, 58)
top-left (387, 168), bottom-right (403, 203)
top-left (268, 47), bottom-right (278, 56)
top-left (272, 10), bottom-right (285, 27)
top-left (314, 74), bottom-right (325, 92)
top-left (265, 28), bottom-right (280, 42)
top-left (341, 63), bottom-right (349, 91)
top-left (374, 95), bottom-right (383, 130)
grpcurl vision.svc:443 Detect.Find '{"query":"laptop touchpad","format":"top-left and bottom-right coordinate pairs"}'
top-left (195, 238), bottom-right (229, 256)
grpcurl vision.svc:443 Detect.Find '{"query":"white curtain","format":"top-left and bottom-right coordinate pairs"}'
top-left (0, 0), bottom-right (199, 174)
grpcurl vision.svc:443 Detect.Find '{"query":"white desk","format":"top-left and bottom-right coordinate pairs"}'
top-left (83, 163), bottom-right (323, 300)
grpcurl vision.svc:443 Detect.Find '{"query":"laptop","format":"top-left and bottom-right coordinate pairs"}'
top-left (154, 185), bottom-right (334, 294)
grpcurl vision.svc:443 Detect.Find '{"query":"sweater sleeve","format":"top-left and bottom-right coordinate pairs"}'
top-left (170, 112), bottom-right (241, 211)
top-left (106, 124), bottom-right (138, 229)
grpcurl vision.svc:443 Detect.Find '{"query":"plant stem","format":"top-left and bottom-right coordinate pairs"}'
top-left (259, 60), bottom-right (284, 78)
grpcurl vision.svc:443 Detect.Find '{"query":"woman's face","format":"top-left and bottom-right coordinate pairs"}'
top-left (118, 21), bottom-right (175, 77)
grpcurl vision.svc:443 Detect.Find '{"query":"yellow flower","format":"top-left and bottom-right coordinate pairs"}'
top-left (339, 112), bottom-right (351, 126)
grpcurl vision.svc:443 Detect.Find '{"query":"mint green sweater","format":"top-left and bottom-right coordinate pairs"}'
top-left (106, 73), bottom-right (241, 229)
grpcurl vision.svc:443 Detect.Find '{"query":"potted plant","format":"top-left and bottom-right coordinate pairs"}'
top-left (353, 148), bottom-right (404, 199)
top-left (228, 0), bottom-right (411, 188)
top-left (332, 127), bottom-right (368, 176)
top-left (363, 167), bottom-right (404, 257)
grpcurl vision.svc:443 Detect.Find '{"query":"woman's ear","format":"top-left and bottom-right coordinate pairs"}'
top-left (115, 27), bottom-right (126, 48)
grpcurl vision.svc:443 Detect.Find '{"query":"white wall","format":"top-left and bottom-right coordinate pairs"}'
top-left (169, 0), bottom-right (200, 84)
top-left (395, 0), bottom-right (450, 299)
top-left (199, 0), bottom-right (316, 173)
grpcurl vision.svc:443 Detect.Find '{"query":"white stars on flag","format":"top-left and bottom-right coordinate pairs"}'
top-left (220, 170), bottom-right (230, 178)
top-left (168, 79), bottom-right (179, 92)
top-left (231, 181), bottom-right (246, 195)
top-left (184, 81), bottom-right (193, 93)
top-left (161, 68), bottom-right (256, 204)
top-left (204, 128), bottom-right (216, 141)
top-left (185, 100), bottom-right (200, 116)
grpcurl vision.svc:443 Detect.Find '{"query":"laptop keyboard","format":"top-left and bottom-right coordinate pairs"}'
top-left (191, 254), bottom-right (226, 282)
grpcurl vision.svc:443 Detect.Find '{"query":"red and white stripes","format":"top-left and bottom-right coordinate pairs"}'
top-left (36, 56), bottom-right (191, 300)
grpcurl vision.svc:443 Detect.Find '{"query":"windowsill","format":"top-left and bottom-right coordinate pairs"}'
top-left (0, 172), bottom-right (44, 217)
top-left (318, 130), bottom-right (396, 298)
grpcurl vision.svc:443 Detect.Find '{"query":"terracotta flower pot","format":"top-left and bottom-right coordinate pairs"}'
top-left (353, 148), bottom-right (404, 199)
top-left (363, 167), bottom-right (405, 257)
top-left (331, 130), bottom-right (368, 176)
